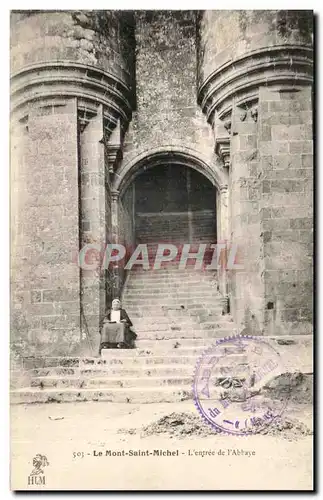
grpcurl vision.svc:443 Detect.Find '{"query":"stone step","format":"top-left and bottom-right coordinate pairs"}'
top-left (125, 279), bottom-right (218, 283)
top-left (126, 307), bottom-right (224, 314)
top-left (124, 280), bottom-right (218, 287)
top-left (134, 323), bottom-right (232, 338)
top-left (134, 330), bottom-right (237, 339)
top-left (23, 353), bottom-right (247, 369)
top-left (125, 289), bottom-right (222, 303)
top-left (131, 316), bottom-right (202, 325)
top-left (126, 274), bottom-right (218, 278)
top-left (124, 282), bottom-right (219, 288)
top-left (129, 314), bottom-right (226, 322)
top-left (130, 306), bottom-right (225, 313)
top-left (126, 266), bottom-right (217, 272)
top-left (124, 283), bottom-right (218, 289)
top-left (125, 294), bottom-right (221, 299)
top-left (125, 276), bottom-right (218, 281)
top-left (124, 296), bottom-right (222, 302)
top-left (129, 315), bottom-right (225, 323)
top-left (99, 346), bottom-right (205, 357)
top-left (126, 270), bottom-right (217, 274)
top-left (129, 316), bottom-right (225, 323)
top-left (83, 364), bottom-right (247, 377)
top-left (126, 316), bottom-right (226, 323)
top-left (124, 287), bottom-right (219, 292)
top-left (126, 302), bottom-right (223, 307)
top-left (123, 304), bottom-right (223, 311)
top-left (132, 316), bottom-right (233, 324)
top-left (30, 370), bottom-right (248, 389)
top-left (128, 299), bottom-right (220, 305)
top-left (101, 346), bottom-right (205, 356)
top-left (11, 386), bottom-right (195, 404)
top-left (135, 339), bottom-right (219, 348)
top-left (100, 351), bottom-right (245, 363)
top-left (125, 293), bottom-right (220, 299)
top-left (125, 303), bottom-right (223, 309)
top-left (133, 327), bottom-right (233, 335)
top-left (129, 269), bottom-right (217, 274)
top-left (132, 321), bottom-right (232, 331)
top-left (30, 375), bottom-right (193, 389)
top-left (124, 286), bottom-right (219, 291)
top-left (29, 362), bottom-right (248, 378)
top-left (132, 309), bottom-right (232, 326)
top-left (125, 296), bottom-right (220, 302)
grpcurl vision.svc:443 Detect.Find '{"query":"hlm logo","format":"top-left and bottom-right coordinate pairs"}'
top-left (27, 454), bottom-right (49, 486)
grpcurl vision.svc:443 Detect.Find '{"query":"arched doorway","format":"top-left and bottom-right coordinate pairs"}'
top-left (110, 149), bottom-right (230, 340)
top-left (110, 148), bottom-right (229, 298)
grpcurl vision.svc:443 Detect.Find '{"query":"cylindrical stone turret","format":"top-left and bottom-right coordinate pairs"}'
top-left (197, 10), bottom-right (313, 336)
top-left (197, 10), bottom-right (313, 123)
top-left (10, 11), bottom-right (135, 355)
top-left (11, 10), bottom-right (135, 125)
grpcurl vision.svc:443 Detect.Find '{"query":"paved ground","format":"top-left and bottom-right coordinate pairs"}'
top-left (11, 401), bottom-right (313, 491)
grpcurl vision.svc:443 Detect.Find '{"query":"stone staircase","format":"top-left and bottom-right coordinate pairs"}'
top-left (122, 265), bottom-right (234, 340)
top-left (11, 265), bottom-right (240, 404)
top-left (11, 339), bottom-right (249, 404)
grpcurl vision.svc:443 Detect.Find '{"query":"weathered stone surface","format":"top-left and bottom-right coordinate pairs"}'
top-left (197, 10), bottom-right (313, 122)
top-left (10, 10), bottom-right (313, 365)
top-left (258, 87), bottom-right (313, 336)
top-left (11, 10), bottom-right (135, 83)
top-left (10, 335), bottom-right (313, 403)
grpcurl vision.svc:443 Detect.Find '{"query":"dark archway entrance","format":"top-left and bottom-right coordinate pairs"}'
top-left (128, 164), bottom-right (217, 245)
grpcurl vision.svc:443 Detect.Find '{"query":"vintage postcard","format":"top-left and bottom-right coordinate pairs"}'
top-left (10, 9), bottom-right (314, 491)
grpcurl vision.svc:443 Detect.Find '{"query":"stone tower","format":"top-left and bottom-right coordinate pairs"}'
top-left (10, 10), bottom-right (313, 357)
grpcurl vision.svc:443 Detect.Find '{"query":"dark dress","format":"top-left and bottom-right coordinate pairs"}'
top-left (99, 308), bottom-right (136, 354)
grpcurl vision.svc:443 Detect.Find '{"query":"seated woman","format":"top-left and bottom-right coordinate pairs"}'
top-left (99, 298), bottom-right (137, 355)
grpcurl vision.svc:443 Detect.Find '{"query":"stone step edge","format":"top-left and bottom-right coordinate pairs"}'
top-left (12, 386), bottom-right (194, 394)
top-left (31, 372), bottom-right (247, 382)
top-left (12, 370), bottom-right (314, 395)
top-left (29, 362), bottom-right (206, 370)
top-left (21, 353), bottom-right (245, 362)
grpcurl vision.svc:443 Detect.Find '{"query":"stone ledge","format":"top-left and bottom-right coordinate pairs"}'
top-left (11, 61), bottom-right (133, 125)
top-left (198, 45), bottom-right (313, 123)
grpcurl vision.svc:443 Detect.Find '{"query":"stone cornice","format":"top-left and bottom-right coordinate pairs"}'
top-left (215, 137), bottom-right (231, 169)
top-left (198, 45), bottom-right (313, 124)
top-left (105, 145), bottom-right (123, 177)
top-left (10, 61), bottom-right (133, 125)
top-left (105, 120), bottom-right (123, 175)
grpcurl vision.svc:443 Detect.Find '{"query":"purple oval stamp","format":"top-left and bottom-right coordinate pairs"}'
top-left (193, 335), bottom-right (288, 436)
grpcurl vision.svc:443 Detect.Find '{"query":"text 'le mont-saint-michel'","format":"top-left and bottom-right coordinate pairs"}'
top-left (90, 448), bottom-right (256, 458)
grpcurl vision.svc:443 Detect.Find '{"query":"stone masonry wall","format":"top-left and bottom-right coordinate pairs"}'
top-left (122, 10), bottom-right (214, 171)
top-left (11, 100), bottom-right (81, 356)
top-left (228, 87), bottom-right (313, 336)
top-left (79, 109), bottom-right (108, 354)
top-left (229, 105), bottom-right (264, 334)
top-left (259, 86), bottom-right (313, 336)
